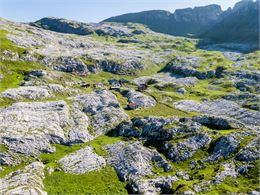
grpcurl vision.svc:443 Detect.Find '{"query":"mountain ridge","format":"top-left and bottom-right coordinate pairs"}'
top-left (104, 0), bottom-right (260, 51)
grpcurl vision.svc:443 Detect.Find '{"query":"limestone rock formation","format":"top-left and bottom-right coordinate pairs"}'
top-left (59, 146), bottom-right (106, 174)
top-left (207, 135), bottom-right (240, 161)
top-left (174, 99), bottom-right (260, 130)
top-left (130, 176), bottom-right (178, 194)
top-left (1, 84), bottom-right (64, 100)
top-left (0, 100), bottom-right (91, 155)
top-left (74, 90), bottom-right (128, 135)
top-left (0, 162), bottom-right (47, 195)
top-left (236, 138), bottom-right (259, 162)
top-left (105, 141), bottom-right (171, 181)
top-left (165, 133), bottom-right (211, 162)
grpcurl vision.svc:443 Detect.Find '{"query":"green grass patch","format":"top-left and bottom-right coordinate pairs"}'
top-left (0, 163), bottom-right (27, 178)
top-left (126, 102), bottom-right (192, 118)
top-left (192, 50), bottom-right (234, 71)
top-left (0, 144), bottom-right (8, 152)
top-left (0, 29), bottom-right (26, 55)
top-left (185, 79), bottom-right (236, 101)
top-left (207, 161), bottom-right (260, 194)
top-left (43, 166), bottom-right (127, 194)
top-left (0, 60), bottom-right (47, 92)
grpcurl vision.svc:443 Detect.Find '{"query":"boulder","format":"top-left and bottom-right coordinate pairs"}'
top-left (29, 70), bottom-right (47, 77)
top-left (237, 164), bottom-right (254, 175)
top-left (133, 73), bottom-right (198, 87)
top-left (177, 87), bottom-right (186, 95)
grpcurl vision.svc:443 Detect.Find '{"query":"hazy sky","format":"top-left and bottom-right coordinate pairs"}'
top-left (0, 0), bottom-right (240, 23)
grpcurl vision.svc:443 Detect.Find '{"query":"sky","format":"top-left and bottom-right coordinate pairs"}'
top-left (0, 0), bottom-right (240, 23)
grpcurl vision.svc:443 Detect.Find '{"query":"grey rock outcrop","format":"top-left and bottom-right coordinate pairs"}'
top-left (42, 56), bottom-right (89, 73)
top-left (207, 135), bottom-right (240, 161)
top-left (164, 57), bottom-right (216, 79)
top-left (0, 151), bottom-right (26, 165)
top-left (235, 138), bottom-right (259, 162)
top-left (1, 84), bottom-right (65, 100)
top-left (193, 115), bottom-right (245, 130)
top-left (1, 85), bottom-right (56, 100)
top-left (105, 141), bottom-right (171, 181)
top-left (111, 117), bottom-right (202, 143)
top-left (31, 17), bottom-right (132, 37)
top-left (74, 90), bottom-right (128, 135)
top-left (214, 163), bottom-right (238, 185)
top-left (174, 99), bottom-right (260, 130)
top-left (59, 146), bottom-right (106, 174)
top-left (0, 100), bottom-right (91, 156)
top-left (130, 176), bottom-right (178, 195)
top-left (224, 92), bottom-right (260, 111)
top-left (165, 133), bottom-right (211, 162)
top-left (2, 135), bottom-right (56, 156)
top-left (0, 162), bottom-right (47, 195)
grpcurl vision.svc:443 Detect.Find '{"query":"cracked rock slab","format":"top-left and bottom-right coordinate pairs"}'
top-left (59, 146), bottom-right (106, 174)
top-left (74, 90), bottom-right (128, 135)
top-left (130, 176), bottom-right (178, 195)
top-left (0, 162), bottom-right (47, 195)
top-left (174, 99), bottom-right (260, 130)
top-left (1, 84), bottom-right (65, 100)
top-left (236, 138), bottom-right (259, 162)
top-left (166, 133), bottom-right (211, 162)
top-left (105, 141), bottom-right (171, 181)
top-left (0, 100), bottom-right (91, 155)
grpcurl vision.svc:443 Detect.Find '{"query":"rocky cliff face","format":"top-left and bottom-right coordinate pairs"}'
top-left (105, 4), bottom-right (222, 36)
top-left (173, 5), bottom-right (222, 24)
top-left (104, 0), bottom-right (259, 51)
top-left (200, 0), bottom-right (259, 51)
